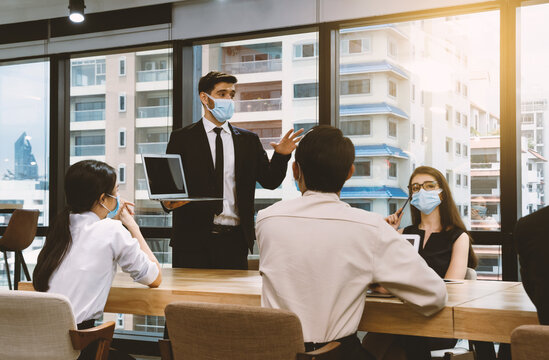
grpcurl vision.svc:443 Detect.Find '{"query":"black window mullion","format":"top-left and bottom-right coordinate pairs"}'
top-left (50, 54), bottom-right (71, 227)
top-left (318, 23), bottom-right (339, 127)
top-left (499, 0), bottom-right (521, 281)
top-left (172, 41), bottom-right (184, 130)
top-left (180, 41), bottom-right (196, 128)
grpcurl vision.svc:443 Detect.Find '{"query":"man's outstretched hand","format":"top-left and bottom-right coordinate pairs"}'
top-left (270, 128), bottom-right (304, 155)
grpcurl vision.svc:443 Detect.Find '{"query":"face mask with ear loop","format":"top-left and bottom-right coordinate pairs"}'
top-left (411, 188), bottom-right (443, 215)
top-left (100, 194), bottom-right (120, 218)
top-left (204, 93), bottom-right (235, 123)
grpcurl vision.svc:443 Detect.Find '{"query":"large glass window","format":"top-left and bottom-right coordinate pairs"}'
top-left (0, 59), bottom-right (49, 287)
top-left (70, 49), bottom-right (173, 239)
top-left (339, 13), bottom-right (500, 279)
top-left (195, 31), bottom-right (319, 253)
top-left (519, 4), bottom-right (549, 220)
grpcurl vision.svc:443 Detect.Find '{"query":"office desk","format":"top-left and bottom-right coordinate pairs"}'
top-left (454, 284), bottom-right (539, 343)
top-left (359, 279), bottom-right (522, 339)
top-left (19, 269), bottom-right (536, 342)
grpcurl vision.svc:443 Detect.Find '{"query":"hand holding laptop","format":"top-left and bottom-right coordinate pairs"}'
top-left (162, 200), bottom-right (190, 210)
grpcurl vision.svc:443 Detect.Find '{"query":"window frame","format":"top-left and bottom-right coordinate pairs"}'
top-left (354, 159), bottom-right (372, 178)
top-left (119, 92), bottom-right (126, 112)
top-left (118, 163), bottom-right (127, 184)
top-left (387, 118), bottom-right (397, 138)
top-left (119, 56), bottom-right (126, 76)
top-left (118, 128), bottom-right (127, 148)
top-left (387, 78), bottom-right (397, 98)
top-left (388, 160), bottom-right (397, 179)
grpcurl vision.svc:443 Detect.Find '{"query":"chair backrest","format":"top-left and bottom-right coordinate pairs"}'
top-left (165, 302), bottom-right (305, 360)
top-left (511, 325), bottom-right (549, 360)
top-left (0, 290), bottom-right (80, 360)
top-left (1, 209), bottom-right (39, 250)
top-left (247, 258), bottom-right (259, 270)
top-left (465, 267), bottom-right (477, 280)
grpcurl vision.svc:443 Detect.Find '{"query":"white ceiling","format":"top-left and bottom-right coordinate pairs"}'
top-left (0, 0), bottom-right (183, 25)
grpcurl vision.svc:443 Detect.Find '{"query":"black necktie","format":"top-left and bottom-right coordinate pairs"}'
top-left (213, 127), bottom-right (224, 215)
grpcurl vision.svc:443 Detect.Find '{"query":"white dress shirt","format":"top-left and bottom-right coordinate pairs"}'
top-left (48, 212), bottom-right (159, 324)
top-left (256, 191), bottom-right (447, 343)
top-left (203, 118), bottom-right (239, 226)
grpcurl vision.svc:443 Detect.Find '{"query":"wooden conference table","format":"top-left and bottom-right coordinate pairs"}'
top-left (20, 268), bottom-right (539, 343)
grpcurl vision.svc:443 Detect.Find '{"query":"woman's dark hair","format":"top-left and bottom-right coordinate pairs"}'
top-left (295, 125), bottom-right (355, 193)
top-left (409, 166), bottom-right (478, 269)
top-left (33, 160), bottom-right (117, 292)
top-left (198, 71), bottom-right (237, 94)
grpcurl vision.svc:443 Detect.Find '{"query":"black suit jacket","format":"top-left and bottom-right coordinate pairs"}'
top-left (514, 206), bottom-right (549, 325)
top-left (165, 120), bottom-right (290, 254)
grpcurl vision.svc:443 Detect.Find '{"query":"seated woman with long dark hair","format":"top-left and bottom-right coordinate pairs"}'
top-left (364, 166), bottom-right (477, 360)
top-left (33, 160), bottom-right (161, 357)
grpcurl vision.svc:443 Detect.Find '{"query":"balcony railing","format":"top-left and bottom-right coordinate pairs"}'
top-left (72, 144), bottom-right (105, 156)
top-left (71, 109), bottom-right (105, 122)
top-left (221, 59), bottom-right (282, 74)
top-left (235, 98), bottom-right (282, 112)
top-left (471, 162), bottom-right (500, 170)
top-left (137, 106), bottom-right (172, 118)
top-left (137, 142), bottom-right (168, 154)
top-left (137, 69), bottom-right (173, 82)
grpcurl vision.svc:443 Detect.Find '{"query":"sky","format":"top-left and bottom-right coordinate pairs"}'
top-left (0, 61), bottom-right (49, 178)
top-left (520, 4), bottom-right (549, 101)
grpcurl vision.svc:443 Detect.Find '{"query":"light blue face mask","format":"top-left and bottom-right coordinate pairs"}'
top-left (205, 93), bottom-right (234, 123)
top-left (101, 194), bottom-right (120, 218)
top-left (472, 204), bottom-right (487, 218)
top-left (411, 188), bottom-right (442, 215)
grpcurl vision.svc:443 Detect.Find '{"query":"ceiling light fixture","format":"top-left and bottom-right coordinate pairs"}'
top-left (68, 0), bottom-right (86, 23)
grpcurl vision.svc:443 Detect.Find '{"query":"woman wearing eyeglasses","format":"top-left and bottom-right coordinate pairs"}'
top-left (364, 166), bottom-right (477, 360)
top-left (386, 165), bottom-right (477, 280)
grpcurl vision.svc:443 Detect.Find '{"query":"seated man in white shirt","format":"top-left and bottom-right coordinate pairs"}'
top-left (256, 125), bottom-right (447, 360)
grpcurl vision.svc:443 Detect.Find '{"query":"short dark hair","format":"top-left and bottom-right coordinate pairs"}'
top-left (295, 125), bottom-right (355, 193)
top-left (198, 71), bottom-right (237, 95)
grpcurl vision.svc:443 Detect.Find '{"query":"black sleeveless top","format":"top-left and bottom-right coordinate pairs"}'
top-left (403, 225), bottom-right (464, 278)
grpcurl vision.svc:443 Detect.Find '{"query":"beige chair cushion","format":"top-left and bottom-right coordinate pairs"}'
top-left (165, 301), bottom-right (305, 360)
top-left (0, 290), bottom-right (80, 360)
top-left (511, 325), bottom-right (549, 360)
top-left (465, 268), bottom-right (477, 280)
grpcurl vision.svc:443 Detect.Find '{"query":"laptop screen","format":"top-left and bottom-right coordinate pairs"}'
top-left (143, 156), bottom-right (187, 196)
top-left (401, 234), bottom-right (420, 252)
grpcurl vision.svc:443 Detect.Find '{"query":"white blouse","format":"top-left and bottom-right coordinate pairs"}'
top-left (48, 211), bottom-right (159, 324)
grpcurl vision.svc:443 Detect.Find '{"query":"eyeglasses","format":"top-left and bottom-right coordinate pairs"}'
top-left (408, 181), bottom-right (439, 193)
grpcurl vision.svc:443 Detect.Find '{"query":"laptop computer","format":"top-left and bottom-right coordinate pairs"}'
top-left (401, 234), bottom-right (420, 252)
top-left (366, 234), bottom-right (422, 298)
top-left (142, 154), bottom-right (222, 201)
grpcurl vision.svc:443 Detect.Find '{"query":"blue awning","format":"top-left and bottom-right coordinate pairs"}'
top-left (340, 186), bottom-right (408, 199)
top-left (355, 144), bottom-right (409, 159)
top-left (340, 60), bottom-right (408, 79)
top-left (340, 102), bottom-right (408, 119)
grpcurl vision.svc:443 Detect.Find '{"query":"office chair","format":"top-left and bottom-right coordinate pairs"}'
top-left (160, 301), bottom-right (341, 360)
top-left (0, 209), bottom-right (39, 290)
top-left (0, 290), bottom-right (115, 360)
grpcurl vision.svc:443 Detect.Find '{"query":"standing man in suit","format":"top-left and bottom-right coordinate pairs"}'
top-left (514, 206), bottom-right (549, 325)
top-left (163, 71), bottom-right (302, 270)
